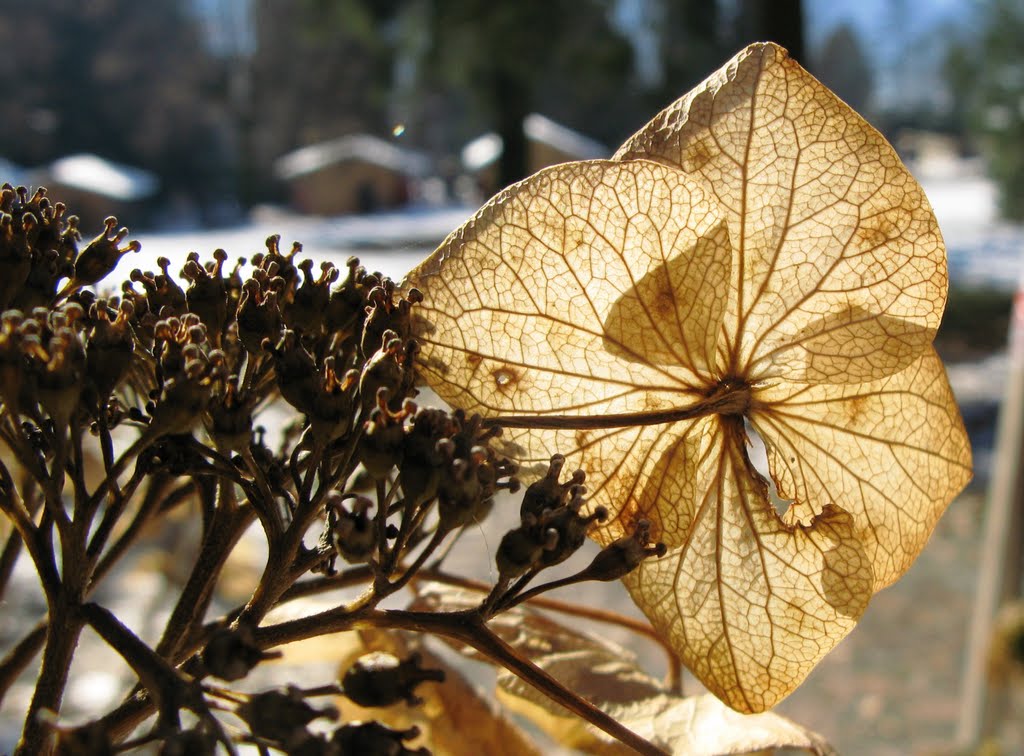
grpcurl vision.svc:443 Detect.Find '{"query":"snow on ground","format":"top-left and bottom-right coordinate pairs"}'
top-left (920, 165), bottom-right (1024, 291)
top-left (114, 204), bottom-right (476, 286)
top-left (116, 163), bottom-right (1024, 292)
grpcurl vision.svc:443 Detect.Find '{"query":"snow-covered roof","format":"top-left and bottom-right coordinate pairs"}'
top-left (274, 134), bottom-right (430, 180)
top-left (46, 153), bottom-right (159, 201)
top-left (0, 157), bottom-right (26, 187)
top-left (461, 133), bottom-right (503, 174)
top-left (461, 113), bottom-right (607, 172)
top-left (523, 114), bottom-right (606, 160)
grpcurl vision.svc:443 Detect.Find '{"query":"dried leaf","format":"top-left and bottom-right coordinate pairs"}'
top-left (413, 583), bottom-right (834, 755)
top-left (404, 42), bottom-right (972, 712)
top-left (335, 628), bottom-right (542, 756)
top-left (615, 43), bottom-right (945, 385)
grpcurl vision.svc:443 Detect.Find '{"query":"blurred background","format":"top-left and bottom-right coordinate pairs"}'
top-left (2, 0), bottom-right (1024, 754)
top-left (0, 0), bottom-right (1014, 229)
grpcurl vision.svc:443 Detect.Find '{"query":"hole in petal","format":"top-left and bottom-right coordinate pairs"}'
top-left (744, 419), bottom-right (789, 517)
top-left (493, 367), bottom-right (516, 389)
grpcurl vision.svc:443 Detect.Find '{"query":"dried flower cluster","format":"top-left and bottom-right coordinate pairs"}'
top-left (0, 183), bottom-right (665, 756)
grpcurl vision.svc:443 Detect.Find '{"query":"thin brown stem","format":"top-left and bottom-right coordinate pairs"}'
top-left (81, 430), bottom-right (160, 520)
top-left (276, 565), bottom-right (374, 603)
top-left (414, 568), bottom-right (666, 644)
top-left (480, 384), bottom-right (750, 430)
top-left (15, 602), bottom-right (85, 756)
top-left (0, 526), bottom-right (24, 601)
top-left (377, 527), bottom-right (448, 598)
top-left (84, 465), bottom-right (148, 563)
top-left (88, 477), bottom-right (191, 585)
top-left (0, 471), bottom-right (60, 602)
top-left (82, 602), bottom-right (205, 729)
top-left (0, 622), bottom-right (46, 705)
top-left (152, 483), bottom-right (251, 661)
top-left (240, 445), bottom-right (283, 536)
top-left (0, 473), bottom-right (42, 600)
top-left (374, 477), bottom-right (390, 568)
top-left (67, 415), bottom-right (90, 518)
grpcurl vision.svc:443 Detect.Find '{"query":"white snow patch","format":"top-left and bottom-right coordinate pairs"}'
top-left (48, 153), bottom-right (159, 201)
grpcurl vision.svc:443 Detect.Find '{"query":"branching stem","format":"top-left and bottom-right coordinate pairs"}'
top-left (253, 607), bottom-right (667, 756)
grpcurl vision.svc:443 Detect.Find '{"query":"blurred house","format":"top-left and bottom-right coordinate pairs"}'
top-left (461, 113), bottom-right (608, 198)
top-left (895, 129), bottom-right (964, 178)
top-left (274, 134), bottom-right (430, 216)
top-left (31, 153), bottom-right (159, 231)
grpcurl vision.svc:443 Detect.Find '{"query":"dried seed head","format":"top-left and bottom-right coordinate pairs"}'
top-left (521, 453), bottom-right (585, 520)
top-left (332, 721), bottom-right (426, 756)
top-left (57, 216), bottom-right (140, 299)
top-left (206, 373), bottom-right (256, 453)
top-left (182, 249), bottom-right (230, 344)
top-left (536, 490), bottom-right (606, 568)
top-left (326, 256), bottom-right (372, 337)
top-left (236, 685), bottom-right (337, 747)
top-left (268, 329), bottom-right (317, 414)
top-left (86, 299), bottom-right (135, 403)
top-left (340, 651), bottom-right (445, 708)
top-left (158, 725), bottom-right (218, 756)
top-left (201, 624), bottom-right (281, 682)
top-left (308, 358), bottom-right (358, 443)
top-left (236, 278), bottom-right (282, 355)
top-left (496, 516), bottom-right (547, 580)
top-left (359, 331), bottom-right (411, 415)
top-left (325, 492), bottom-right (377, 564)
top-left (579, 519), bottom-right (666, 583)
top-left (358, 390), bottom-right (411, 479)
top-left (286, 258), bottom-right (337, 334)
top-left (399, 407), bottom-right (453, 507)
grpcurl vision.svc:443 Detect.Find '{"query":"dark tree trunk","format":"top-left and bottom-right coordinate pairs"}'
top-left (737, 0), bottom-right (806, 65)
top-left (493, 70), bottom-right (531, 188)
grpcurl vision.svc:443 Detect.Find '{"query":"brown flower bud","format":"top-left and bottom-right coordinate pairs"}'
top-left (236, 685), bottom-right (337, 747)
top-left (332, 722), bottom-right (426, 756)
top-left (341, 651), bottom-right (445, 708)
top-left (521, 454), bottom-right (585, 520)
top-left (182, 249), bottom-right (229, 343)
top-left (286, 258), bottom-right (337, 334)
top-left (57, 216), bottom-right (140, 299)
top-left (85, 299), bottom-right (135, 403)
top-left (326, 492), bottom-right (377, 564)
top-left (201, 624), bottom-right (281, 682)
top-left (578, 519), bottom-right (666, 583)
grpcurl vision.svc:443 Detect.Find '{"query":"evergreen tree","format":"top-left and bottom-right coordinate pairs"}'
top-left (243, 0), bottom-right (396, 204)
top-left (411, 0), bottom-right (633, 186)
top-left (945, 0), bottom-right (1024, 219)
top-left (733, 0), bottom-right (806, 64)
top-left (814, 24), bottom-right (874, 115)
top-left (0, 0), bottom-right (229, 202)
top-left (644, 0), bottom-right (731, 112)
